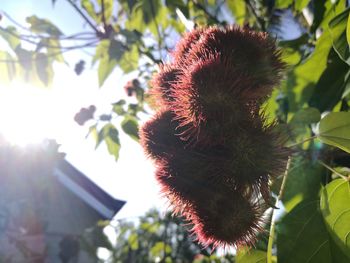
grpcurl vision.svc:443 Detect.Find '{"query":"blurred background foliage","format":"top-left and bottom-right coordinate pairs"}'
top-left (1, 0), bottom-right (350, 262)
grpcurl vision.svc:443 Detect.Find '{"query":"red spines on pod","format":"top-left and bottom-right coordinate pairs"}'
top-left (149, 64), bottom-right (182, 109)
top-left (139, 25), bottom-right (290, 249)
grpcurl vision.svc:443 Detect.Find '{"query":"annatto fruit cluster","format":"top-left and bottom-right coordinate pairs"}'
top-left (140, 25), bottom-right (290, 249)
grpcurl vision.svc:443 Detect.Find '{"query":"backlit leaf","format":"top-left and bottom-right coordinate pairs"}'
top-left (227, 0), bottom-right (246, 25)
top-left (26, 15), bottom-right (63, 36)
top-left (320, 179), bottom-right (350, 259)
top-left (318, 112), bottom-right (350, 153)
top-left (277, 200), bottom-right (332, 263)
top-left (121, 116), bottom-right (139, 141)
top-left (236, 248), bottom-right (268, 263)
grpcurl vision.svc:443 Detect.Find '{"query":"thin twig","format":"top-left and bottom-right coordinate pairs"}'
top-left (101, 0), bottom-right (107, 28)
top-left (318, 160), bottom-right (349, 181)
top-left (0, 27), bottom-right (97, 50)
top-left (245, 0), bottom-right (266, 31)
top-left (65, 0), bottom-right (101, 36)
top-left (267, 157), bottom-right (291, 263)
top-left (287, 135), bottom-right (317, 148)
top-left (0, 41), bottom-right (98, 63)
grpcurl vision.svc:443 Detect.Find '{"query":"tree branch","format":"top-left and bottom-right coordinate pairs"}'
top-left (191, 0), bottom-right (221, 24)
top-left (245, 0), bottom-right (266, 31)
top-left (65, 0), bottom-right (101, 36)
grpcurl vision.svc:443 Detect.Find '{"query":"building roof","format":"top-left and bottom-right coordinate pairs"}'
top-left (53, 159), bottom-right (125, 220)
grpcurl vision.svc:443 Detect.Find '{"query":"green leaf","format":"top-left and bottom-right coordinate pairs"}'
top-left (347, 13), bottom-right (350, 46)
top-left (328, 8), bottom-right (350, 64)
top-left (150, 241), bottom-right (172, 258)
top-left (318, 112), bottom-right (350, 153)
top-left (112, 99), bottom-right (126, 115)
top-left (236, 248), bottom-right (268, 263)
top-left (103, 124), bottom-right (121, 161)
top-left (308, 49), bottom-right (349, 112)
top-left (294, 0), bottom-right (311, 12)
top-left (281, 47), bottom-right (301, 66)
top-left (287, 2), bottom-right (346, 111)
top-left (320, 179), bottom-right (350, 260)
top-left (289, 107), bottom-right (321, 126)
top-left (227, 0), bottom-right (246, 25)
top-left (118, 45), bottom-right (139, 73)
top-left (26, 15), bottom-right (63, 36)
top-left (275, 0), bottom-right (293, 9)
top-left (98, 0), bottom-right (114, 22)
top-left (0, 51), bottom-right (16, 84)
top-left (282, 157), bottom-right (324, 212)
top-left (81, 0), bottom-right (98, 22)
top-left (277, 200), bottom-right (332, 263)
top-left (0, 26), bottom-right (21, 50)
top-left (96, 39), bottom-right (124, 87)
top-left (128, 233), bottom-right (139, 250)
top-left (121, 116), bottom-right (139, 141)
top-left (35, 53), bottom-right (53, 86)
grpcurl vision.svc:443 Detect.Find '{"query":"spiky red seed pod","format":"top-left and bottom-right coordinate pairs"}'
top-left (187, 189), bottom-right (264, 249)
top-left (139, 110), bottom-right (186, 161)
top-left (149, 64), bottom-right (182, 108)
top-left (171, 27), bottom-right (206, 64)
top-left (152, 118), bottom-right (290, 202)
top-left (178, 26), bottom-right (286, 93)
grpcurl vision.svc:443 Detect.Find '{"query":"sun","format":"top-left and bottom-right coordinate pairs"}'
top-left (0, 81), bottom-right (71, 146)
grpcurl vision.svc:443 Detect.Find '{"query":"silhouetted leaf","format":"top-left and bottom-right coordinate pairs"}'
top-left (329, 8), bottom-right (350, 64)
top-left (282, 157), bottom-right (324, 211)
top-left (294, 0), bottom-right (311, 12)
top-left (112, 99), bottom-right (126, 115)
top-left (277, 200), bottom-right (332, 263)
top-left (318, 112), bottom-right (350, 153)
top-left (35, 52), bottom-right (53, 86)
top-left (26, 15), bottom-right (63, 36)
top-left (121, 116), bottom-right (139, 141)
top-left (0, 26), bottom-right (21, 50)
top-left (103, 124), bottom-right (121, 161)
top-left (236, 248), bottom-right (268, 263)
top-left (227, 0), bottom-right (246, 25)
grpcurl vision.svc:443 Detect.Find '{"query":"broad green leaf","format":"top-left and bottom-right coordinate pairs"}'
top-left (128, 233), bottom-right (139, 250)
top-left (277, 200), bottom-right (332, 263)
top-left (98, 0), bottom-right (114, 22)
top-left (121, 116), bottom-right (139, 141)
top-left (97, 39), bottom-right (124, 87)
top-left (318, 112), bottom-right (350, 153)
top-left (227, 0), bottom-right (246, 25)
top-left (319, 0), bottom-right (347, 30)
top-left (289, 107), bottom-right (321, 126)
top-left (40, 38), bottom-right (64, 63)
top-left (281, 47), bottom-right (301, 66)
top-left (103, 124), bottom-right (121, 161)
top-left (282, 157), bottom-right (324, 211)
top-left (288, 1), bottom-right (346, 111)
top-left (328, 8), bottom-right (350, 64)
top-left (320, 179), bottom-right (350, 259)
top-left (35, 53), bottom-right (53, 86)
top-left (0, 51), bottom-right (16, 84)
top-left (308, 49), bottom-right (348, 112)
top-left (81, 0), bottom-right (98, 22)
top-left (118, 45), bottom-right (139, 73)
top-left (150, 241), bottom-right (172, 258)
top-left (112, 99), bottom-right (126, 115)
top-left (236, 248), bottom-right (268, 263)
top-left (0, 26), bottom-right (21, 50)
top-left (294, 0), bottom-right (311, 12)
top-left (26, 15), bottom-right (63, 36)
top-left (275, 0), bottom-right (293, 9)
top-left (347, 13), bottom-right (350, 45)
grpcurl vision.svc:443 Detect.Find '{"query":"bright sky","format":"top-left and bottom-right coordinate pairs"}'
top-left (0, 0), bottom-right (166, 220)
